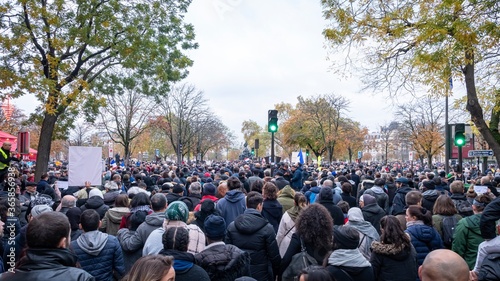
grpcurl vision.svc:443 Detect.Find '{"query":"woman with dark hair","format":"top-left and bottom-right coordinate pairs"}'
top-left (65, 207), bottom-right (83, 241)
top-left (325, 225), bottom-right (375, 281)
top-left (119, 192), bottom-right (152, 229)
top-left (280, 204), bottom-right (333, 275)
top-left (341, 182), bottom-right (357, 208)
top-left (121, 255), bottom-right (175, 281)
top-left (452, 194), bottom-right (493, 269)
top-left (250, 178), bottom-right (264, 193)
top-left (405, 205), bottom-right (443, 266)
top-left (370, 215), bottom-right (417, 281)
top-left (432, 194), bottom-right (462, 248)
top-left (101, 194), bottom-right (130, 235)
top-left (276, 193), bottom-right (307, 257)
top-left (298, 265), bottom-right (332, 281)
top-left (159, 227), bottom-right (210, 280)
top-left (262, 182), bottom-right (283, 233)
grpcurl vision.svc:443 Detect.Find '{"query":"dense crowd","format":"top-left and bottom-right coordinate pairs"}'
top-left (1, 141), bottom-right (500, 281)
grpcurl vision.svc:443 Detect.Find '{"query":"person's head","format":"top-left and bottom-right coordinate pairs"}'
top-left (472, 194), bottom-right (492, 213)
top-left (1, 142), bottom-right (12, 151)
top-left (262, 182), bottom-right (278, 200)
top-left (30, 204), bottom-right (53, 221)
top-left (322, 179), bottom-right (333, 188)
top-left (246, 191), bottom-right (263, 210)
top-left (89, 188), bottom-right (103, 199)
top-left (380, 215), bottom-right (411, 248)
top-left (204, 214), bottom-right (226, 242)
top-left (418, 249), bottom-right (469, 281)
top-left (151, 193), bottom-right (167, 212)
top-left (432, 195), bottom-right (458, 216)
top-left (374, 178), bottom-right (385, 187)
top-left (130, 192), bottom-right (151, 208)
top-left (296, 204), bottom-right (333, 250)
top-left (164, 201), bottom-right (189, 223)
top-left (202, 182), bottom-right (216, 196)
top-left (41, 173), bottom-right (49, 180)
top-left (341, 182), bottom-right (352, 194)
top-left (227, 176), bottom-right (242, 191)
top-left (107, 181), bottom-right (119, 191)
top-left (337, 200), bottom-right (350, 214)
top-left (189, 181), bottom-right (201, 195)
top-left (347, 207), bottom-right (366, 222)
top-left (359, 193), bottom-right (376, 208)
top-left (294, 193), bottom-right (307, 208)
top-left (162, 226), bottom-right (189, 252)
top-left (65, 207), bottom-right (82, 231)
top-left (450, 180), bottom-right (465, 194)
top-left (112, 173), bottom-right (122, 183)
top-left (298, 265), bottom-right (333, 281)
top-left (114, 194), bottom-right (130, 208)
top-left (406, 191), bottom-right (423, 206)
top-left (333, 225), bottom-right (360, 251)
top-left (60, 195), bottom-right (76, 208)
top-left (122, 255), bottom-right (175, 281)
top-left (27, 212), bottom-right (70, 249)
top-left (318, 187), bottom-right (334, 202)
top-left (406, 205), bottom-right (432, 226)
top-left (250, 179), bottom-right (264, 193)
top-left (25, 181), bottom-right (37, 193)
top-left (80, 209), bottom-right (100, 232)
top-left (217, 181), bottom-right (228, 198)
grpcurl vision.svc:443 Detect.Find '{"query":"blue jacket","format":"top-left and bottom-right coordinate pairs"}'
top-left (70, 231), bottom-right (125, 281)
top-left (405, 224), bottom-right (443, 266)
top-left (290, 167), bottom-right (303, 190)
top-left (305, 186), bottom-right (321, 204)
top-left (216, 190), bottom-right (246, 226)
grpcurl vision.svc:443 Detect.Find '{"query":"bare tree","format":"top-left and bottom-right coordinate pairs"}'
top-left (379, 121), bottom-right (399, 165)
top-left (68, 121), bottom-right (93, 146)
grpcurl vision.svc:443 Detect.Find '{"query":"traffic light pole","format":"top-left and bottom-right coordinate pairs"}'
top-left (458, 145), bottom-right (463, 173)
top-left (271, 132), bottom-right (275, 164)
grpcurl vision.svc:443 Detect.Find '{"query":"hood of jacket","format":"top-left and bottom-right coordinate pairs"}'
top-left (76, 230), bottom-right (109, 256)
top-left (422, 189), bottom-right (439, 201)
top-left (371, 185), bottom-right (385, 194)
top-left (328, 249), bottom-right (371, 268)
top-left (347, 220), bottom-right (380, 240)
top-left (309, 186), bottom-right (321, 194)
top-left (107, 207), bottom-right (130, 224)
top-left (234, 209), bottom-right (268, 234)
top-left (371, 241), bottom-right (411, 261)
top-left (287, 206), bottom-right (303, 222)
top-left (23, 248), bottom-right (78, 269)
top-left (278, 185), bottom-right (295, 199)
top-left (464, 213), bottom-right (482, 235)
top-left (407, 224), bottom-right (437, 243)
top-left (145, 212), bottom-right (166, 227)
top-left (85, 196), bottom-right (105, 209)
top-left (224, 189), bottom-right (245, 203)
top-left (159, 249), bottom-right (194, 273)
top-left (362, 203), bottom-right (385, 216)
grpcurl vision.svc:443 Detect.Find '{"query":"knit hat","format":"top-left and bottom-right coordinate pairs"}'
top-left (319, 187), bottom-right (333, 201)
top-left (395, 177), bottom-right (409, 184)
top-left (334, 226), bottom-right (360, 249)
top-left (203, 183), bottom-right (216, 196)
top-left (172, 183), bottom-right (184, 194)
top-left (165, 201), bottom-right (189, 222)
top-left (361, 194), bottom-right (376, 205)
top-left (89, 188), bottom-right (104, 199)
top-left (31, 205), bottom-right (53, 217)
top-left (347, 207), bottom-right (365, 222)
top-left (65, 207), bottom-right (82, 230)
top-left (204, 215), bottom-right (226, 240)
top-left (422, 180), bottom-right (435, 190)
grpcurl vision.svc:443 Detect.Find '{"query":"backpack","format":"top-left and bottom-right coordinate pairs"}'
top-left (282, 238), bottom-right (318, 281)
top-left (308, 191), bottom-right (318, 204)
top-left (478, 253), bottom-right (500, 281)
top-left (441, 215), bottom-right (459, 248)
top-left (453, 199), bottom-right (473, 217)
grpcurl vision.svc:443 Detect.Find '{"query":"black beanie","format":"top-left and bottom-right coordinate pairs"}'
top-left (334, 226), bottom-right (359, 250)
top-left (204, 215), bottom-right (226, 240)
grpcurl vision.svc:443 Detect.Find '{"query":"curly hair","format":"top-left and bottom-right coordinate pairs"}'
top-left (263, 182), bottom-right (278, 200)
top-left (296, 204), bottom-right (333, 250)
top-left (162, 226), bottom-right (189, 252)
top-left (380, 215), bottom-right (411, 248)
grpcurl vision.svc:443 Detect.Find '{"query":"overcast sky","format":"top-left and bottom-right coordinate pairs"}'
top-left (11, 0), bottom-right (464, 146)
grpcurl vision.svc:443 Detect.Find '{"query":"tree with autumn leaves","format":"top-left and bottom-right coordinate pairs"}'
top-left (0, 0), bottom-right (197, 180)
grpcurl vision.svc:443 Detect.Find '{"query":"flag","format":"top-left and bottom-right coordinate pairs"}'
top-left (298, 148), bottom-right (304, 164)
top-left (449, 77), bottom-right (453, 90)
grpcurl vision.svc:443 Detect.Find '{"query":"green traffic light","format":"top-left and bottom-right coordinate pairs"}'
top-left (269, 124), bottom-right (277, 132)
top-left (455, 132), bottom-right (466, 146)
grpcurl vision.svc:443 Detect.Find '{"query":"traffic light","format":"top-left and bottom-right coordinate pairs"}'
top-left (306, 149), bottom-right (309, 156)
top-left (251, 148), bottom-right (255, 155)
top-left (454, 123), bottom-right (466, 147)
top-left (268, 109), bottom-right (278, 132)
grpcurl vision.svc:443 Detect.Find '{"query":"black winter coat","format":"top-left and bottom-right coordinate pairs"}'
top-left (480, 196), bottom-right (500, 240)
top-left (80, 196), bottom-right (109, 219)
top-left (317, 200), bottom-right (345, 226)
top-left (280, 232), bottom-right (330, 275)
top-left (195, 243), bottom-right (251, 281)
top-left (370, 242), bottom-right (418, 281)
top-left (326, 265), bottom-right (375, 281)
top-left (362, 203), bottom-right (386, 234)
top-left (159, 249), bottom-right (210, 281)
top-left (341, 192), bottom-right (357, 208)
top-left (226, 209), bottom-right (281, 281)
top-left (262, 199), bottom-right (283, 233)
top-left (0, 248), bottom-right (94, 281)
top-left (391, 186), bottom-right (413, 215)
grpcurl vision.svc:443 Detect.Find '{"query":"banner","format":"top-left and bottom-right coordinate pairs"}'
top-left (69, 146), bottom-right (103, 186)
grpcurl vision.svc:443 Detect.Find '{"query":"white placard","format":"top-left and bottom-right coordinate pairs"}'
top-left (474, 185), bottom-right (488, 195)
top-left (68, 146), bottom-right (102, 186)
top-left (55, 181), bottom-right (69, 190)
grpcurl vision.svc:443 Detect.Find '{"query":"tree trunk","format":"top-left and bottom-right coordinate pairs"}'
top-left (464, 52), bottom-right (500, 164)
top-left (427, 153), bottom-right (432, 169)
top-left (35, 114), bottom-right (58, 182)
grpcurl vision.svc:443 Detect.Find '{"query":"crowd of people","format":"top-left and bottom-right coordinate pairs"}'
top-left (1, 141), bottom-right (500, 280)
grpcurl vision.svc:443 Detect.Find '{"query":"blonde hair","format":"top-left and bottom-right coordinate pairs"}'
top-left (122, 255), bottom-right (173, 281)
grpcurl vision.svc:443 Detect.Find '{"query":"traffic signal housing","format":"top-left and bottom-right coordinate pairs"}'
top-left (454, 123), bottom-right (466, 147)
top-left (251, 148), bottom-right (255, 155)
top-left (268, 110), bottom-right (278, 132)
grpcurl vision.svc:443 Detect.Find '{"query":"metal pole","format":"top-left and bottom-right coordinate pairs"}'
top-left (445, 93), bottom-right (450, 174)
top-left (271, 132), bottom-right (275, 164)
top-left (458, 145), bottom-right (463, 174)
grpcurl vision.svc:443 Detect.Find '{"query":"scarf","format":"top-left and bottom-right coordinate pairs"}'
top-left (406, 220), bottom-right (424, 228)
top-left (328, 249), bottom-right (371, 267)
top-left (287, 206), bottom-right (303, 222)
top-left (130, 205), bottom-right (152, 213)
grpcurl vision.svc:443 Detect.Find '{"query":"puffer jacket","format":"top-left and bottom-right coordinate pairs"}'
top-left (480, 197), bottom-right (500, 240)
top-left (405, 223), bottom-right (443, 266)
top-left (215, 190), bottom-right (246, 226)
top-left (70, 231), bottom-right (125, 281)
top-left (452, 214), bottom-right (484, 269)
top-left (80, 196), bottom-right (109, 219)
top-left (277, 186), bottom-right (295, 214)
top-left (195, 242), bottom-right (251, 281)
top-left (262, 199), bottom-right (283, 233)
top-left (226, 209), bottom-right (281, 281)
top-left (117, 212), bottom-right (165, 252)
top-left (421, 190), bottom-right (439, 214)
top-left (158, 249), bottom-right (210, 281)
top-left (370, 241), bottom-right (418, 281)
top-left (101, 207), bottom-right (130, 236)
top-left (362, 203), bottom-right (386, 234)
top-left (0, 248), bottom-right (94, 281)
